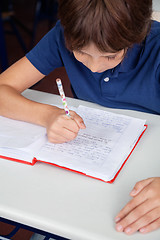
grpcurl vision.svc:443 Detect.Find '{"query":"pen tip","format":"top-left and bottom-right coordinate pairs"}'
top-left (56, 78), bottom-right (61, 82)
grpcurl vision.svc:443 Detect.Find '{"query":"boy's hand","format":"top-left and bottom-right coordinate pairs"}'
top-left (46, 108), bottom-right (86, 143)
top-left (115, 177), bottom-right (160, 235)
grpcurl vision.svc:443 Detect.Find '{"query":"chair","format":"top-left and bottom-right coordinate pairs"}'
top-left (0, 0), bottom-right (28, 71)
top-left (31, 0), bottom-right (58, 47)
top-left (0, 9), bottom-right (8, 71)
top-left (1, 0), bottom-right (28, 52)
top-left (0, 237), bottom-right (10, 240)
top-left (0, 217), bottom-right (69, 240)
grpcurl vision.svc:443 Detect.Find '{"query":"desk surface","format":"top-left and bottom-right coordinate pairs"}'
top-left (153, 0), bottom-right (160, 11)
top-left (0, 89), bottom-right (160, 240)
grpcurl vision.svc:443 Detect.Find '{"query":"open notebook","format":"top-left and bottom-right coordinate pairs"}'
top-left (0, 105), bottom-right (147, 183)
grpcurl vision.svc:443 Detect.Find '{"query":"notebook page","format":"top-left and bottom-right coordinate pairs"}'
top-left (0, 116), bottom-right (46, 148)
top-left (0, 104), bottom-right (77, 148)
top-left (0, 106), bottom-right (78, 162)
top-left (36, 105), bottom-right (146, 181)
top-left (0, 116), bottom-right (46, 162)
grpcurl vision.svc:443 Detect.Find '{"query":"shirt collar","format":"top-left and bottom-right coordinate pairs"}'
top-left (102, 43), bottom-right (144, 79)
top-left (118, 43), bottom-right (144, 73)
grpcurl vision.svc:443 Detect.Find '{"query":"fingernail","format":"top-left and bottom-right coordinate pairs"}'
top-left (131, 189), bottom-right (137, 195)
top-left (115, 217), bottom-right (120, 223)
top-left (116, 224), bottom-right (123, 231)
top-left (139, 228), bottom-right (146, 233)
top-left (81, 122), bottom-right (86, 128)
top-left (125, 227), bottom-right (131, 233)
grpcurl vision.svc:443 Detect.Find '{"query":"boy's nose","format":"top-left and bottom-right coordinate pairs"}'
top-left (88, 59), bottom-right (100, 72)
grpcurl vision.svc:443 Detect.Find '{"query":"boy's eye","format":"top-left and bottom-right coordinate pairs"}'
top-left (105, 56), bottom-right (116, 60)
top-left (76, 50), bottom-right (84, 55)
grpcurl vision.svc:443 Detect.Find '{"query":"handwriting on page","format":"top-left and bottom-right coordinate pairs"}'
top-left (0, 104), bottom-right (146, 181)
top-left (38, 106), bottom-right (132, 168)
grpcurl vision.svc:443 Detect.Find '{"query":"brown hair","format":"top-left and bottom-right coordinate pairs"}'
top-left (58, 0), bottom-right (152, 52)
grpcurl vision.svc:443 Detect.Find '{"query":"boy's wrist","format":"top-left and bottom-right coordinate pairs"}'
top-left (37, 104), bottom-right (64, 128)
top-left (36, 104), bottom-right (56, 127)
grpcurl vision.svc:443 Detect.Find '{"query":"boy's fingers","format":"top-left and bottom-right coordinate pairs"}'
top-left (64, 118), bottom-right (80, 133)
top-left (115, 178), bottom-right (160, 234)
top-left (53, 113), bottom-right (80, 133)
top-left (139, 216), bottom-right (160, 234)
top-left (115, 178), bottom-right (154, 223)
top-left (115, 199), bottom-right (151, 233)
top-left (115, 188), bottom-right (148, 222)
top-left (130, 178), bottom-right (154, 196)
top-left (117, 206), bottom-right (160, 235)
top-left (70, 111), bottom-right (86, 129)
top-left (48, 127), bottom-right (78, 143)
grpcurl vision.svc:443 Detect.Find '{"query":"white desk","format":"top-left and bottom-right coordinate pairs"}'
top-left (0, 89), bottom-right (160, 240)
top-left (153, 0), bottom-right (160, 11)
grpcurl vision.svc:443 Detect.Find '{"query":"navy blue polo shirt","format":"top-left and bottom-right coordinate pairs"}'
top-left (26, 20), bottom-right (160, 114)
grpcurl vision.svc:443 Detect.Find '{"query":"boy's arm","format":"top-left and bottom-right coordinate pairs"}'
top-left (0, 56), bottom-right (54, 126)
top-left (0, 57), bottom-right (85, 143)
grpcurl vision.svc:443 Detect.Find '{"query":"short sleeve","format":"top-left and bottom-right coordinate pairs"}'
top-left (26, 21), bottom-right (64, 75)
top-left (156, 63), bottom-right (160, 83)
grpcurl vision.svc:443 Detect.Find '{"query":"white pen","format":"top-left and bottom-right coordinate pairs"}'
top-left (56, 78), bottom-right (70, 116)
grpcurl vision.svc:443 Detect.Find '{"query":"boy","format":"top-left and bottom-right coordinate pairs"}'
top-left (0, 0), bottom-right (159, 235)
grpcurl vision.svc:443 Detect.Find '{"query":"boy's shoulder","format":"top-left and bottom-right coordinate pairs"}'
top-left (41, 20), bottom-right (65, 47)
top-left (45, 20), bottom-right (63, 37)
top-left (146, 20), bottom-right (160, 43)
top-left (53, 20), bottom-right (64, 33)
